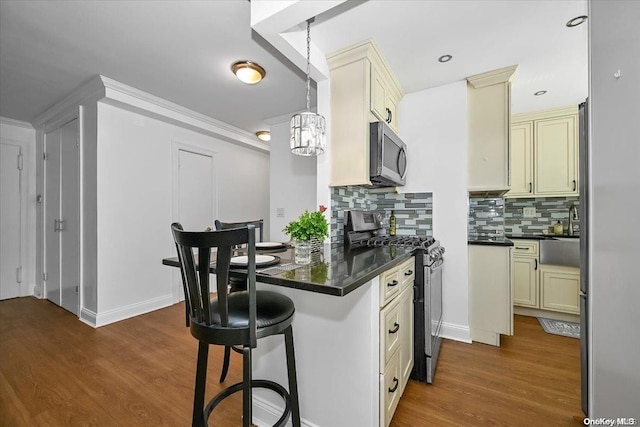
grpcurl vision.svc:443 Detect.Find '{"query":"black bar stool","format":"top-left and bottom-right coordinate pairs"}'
top-left (214, 219), bottom-right (263, 382)
top-left (171, 223), bottom-right (301, 427)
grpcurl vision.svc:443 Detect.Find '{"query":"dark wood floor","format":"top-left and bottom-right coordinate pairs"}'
top-left (0, 297), bottom-right (583, 426)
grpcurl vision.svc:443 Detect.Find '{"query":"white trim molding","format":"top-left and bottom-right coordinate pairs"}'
top-left (0, 117), bottom-right (35, 129)
top-left (82, 294), bottom-right (174, 328)
top-left (32, 75), bottom-right (269, 153)
top-left (440, 321), bottom-right (472, 344)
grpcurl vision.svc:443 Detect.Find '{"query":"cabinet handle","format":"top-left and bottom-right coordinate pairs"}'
top-left (386, 107), bottom-right (392, 124)
top-left (388, 377), bottom-right (399, 393)
top-left (515, 247), bottom-right (529, 250)
top-left (573, 180), bottom-right (577, 191)
top-left (387, 280), bottom-right (398, 287)
top-left (535, 259), bottom-right (538, 270)
top-left (529, 182), bottom-right (532, 193)
top-left (404, 270), bottom-right (413, 276)
top-left (389, 322), bottom-right (400, 334)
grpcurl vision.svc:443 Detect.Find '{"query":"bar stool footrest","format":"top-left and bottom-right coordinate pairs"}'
top-left (204, 379), bottom-right (292, 427)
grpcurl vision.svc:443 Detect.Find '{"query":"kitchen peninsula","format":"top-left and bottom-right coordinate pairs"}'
top-left (163, 244), bottom-right (415, 427)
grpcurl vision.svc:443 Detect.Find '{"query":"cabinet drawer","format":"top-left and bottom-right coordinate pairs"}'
top-left (380, 348), bottom-right (402, 427)
top-left (380, 267), bottom-right (401, 307)
top-left (380, 296), bottom-right (402, 368)
top-left (399, 258), bottom-right (415, 291)
top-left (512, 240), bottom-right (539, 257)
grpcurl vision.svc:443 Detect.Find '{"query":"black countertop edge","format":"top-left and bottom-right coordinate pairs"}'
top-left (467, 237), bottom-right (514, 247)
top-left (162, 247), bottom-right (416, 298)
top-left (507, 234), bottom-right (580, 240)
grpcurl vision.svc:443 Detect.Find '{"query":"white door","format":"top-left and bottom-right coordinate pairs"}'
top-left (45, 119), bottom-right (80, 314)
top-left (177, 149), bottom-right (215, 231)
top-left (172, 147), bottom-right (216, 302)
top-left (0, 143), bottom-right (23, 299)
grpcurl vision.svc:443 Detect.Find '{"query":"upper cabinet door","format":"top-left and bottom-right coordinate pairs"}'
top-left (535, 115), bottom-right (578, 196)
top-left (371, 67), bottom-right (387, 122)
top-left (508, 121), bottom-right (534, 196)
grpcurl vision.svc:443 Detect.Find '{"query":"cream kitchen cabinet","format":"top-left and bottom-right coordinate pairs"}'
top-left (512, 240), bottom-right (539, 308)
top-left (378, 256), bottom-right (414, 427)
top-left (540, 265), bottom-right (580, 314)
top-left (507, 106), bottom-right (578, 198)
top-left (468, 244), bottom-right (514, 346)
top-left (467, 65), bottom-right (518, 195)
top-left (327, 40), bottom-right (404, 187)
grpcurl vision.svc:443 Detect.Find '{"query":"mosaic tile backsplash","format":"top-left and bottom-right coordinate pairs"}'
top-left (468, 196), bottom-right (580, 236)
top-left (505, 197), bottom-right (580, 235)
top-left (331, 187), bottom-right (433, 244)
top-left (468, 198), bottom-right (505, 237)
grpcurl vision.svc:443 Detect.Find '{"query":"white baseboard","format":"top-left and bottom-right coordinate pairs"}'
top-left (79, 294), bottom-right (174, 328)
top-left (253, 395), bottom-right (318, 427)
top-left (440, 321), bottom-right (472, 343)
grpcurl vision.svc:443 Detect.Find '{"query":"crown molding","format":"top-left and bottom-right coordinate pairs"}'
top-left (31, 75), bottom-right (268, 153)
top-left (0, 117), bottom-right (35, 129)
top-left (467, 65), bottom-right (518, 88)
top-left (32, 75), bottom-right (105, 129)
top-left (512, 105), bottom-right (578, 123)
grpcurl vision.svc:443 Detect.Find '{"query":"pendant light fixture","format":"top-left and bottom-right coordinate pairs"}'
top-left (290, 18), bottom-right (326, 156)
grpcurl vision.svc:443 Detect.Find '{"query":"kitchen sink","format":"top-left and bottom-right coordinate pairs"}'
top-left (540, 237), bottom-right (580, 268)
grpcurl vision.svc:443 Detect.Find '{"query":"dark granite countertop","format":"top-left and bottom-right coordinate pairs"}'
top-left (162, 244), bottom-right (415, 297)
top-left (507, 233), bottom-right (580, 240)
top-left (467, 235), bottom-right (514, 246)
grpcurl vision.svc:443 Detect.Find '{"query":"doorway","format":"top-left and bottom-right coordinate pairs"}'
top-left (44, 118), bottom-right (80, 315)
top-left (171, 144), bottom-right (217, 302)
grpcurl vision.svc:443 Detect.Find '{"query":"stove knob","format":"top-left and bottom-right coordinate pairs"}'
top-left (440, 247), bottom-right (446, 255)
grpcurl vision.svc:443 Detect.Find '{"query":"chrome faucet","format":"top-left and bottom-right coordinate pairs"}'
top-left (569, 204), bottom-right (579, 236)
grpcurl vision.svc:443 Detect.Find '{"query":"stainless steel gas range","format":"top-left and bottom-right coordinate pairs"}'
top-left (344, 210), bottom-right (445, 383)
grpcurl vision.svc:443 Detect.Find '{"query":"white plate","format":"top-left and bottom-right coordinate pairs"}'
top-left (256, 242), bottom-right (286, 248)
top-left (230, 255), bottom-right (277, 266)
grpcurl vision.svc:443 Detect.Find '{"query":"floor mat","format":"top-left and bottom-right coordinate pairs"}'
top-left (538, 317), bottom-right (580, 339)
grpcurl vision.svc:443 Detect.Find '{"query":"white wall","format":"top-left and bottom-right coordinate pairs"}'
top-left (95, 103), bottom-right (270, 324)
top-left (0, 118), bottom-right (37, 297)
top-left (589, 0), bottom-right (640, 417)
top-left (269, 119), bottom-right (317, 242)
top-left (399, 81), bottom-right (471, 342)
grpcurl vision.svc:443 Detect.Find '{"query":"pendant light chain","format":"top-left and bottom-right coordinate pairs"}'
top-left (289, 17), bottom-right (326, 156)
top-left (305, 19), bottom-right (311, 112)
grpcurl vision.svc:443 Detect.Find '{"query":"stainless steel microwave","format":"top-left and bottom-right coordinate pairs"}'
top-left (369, 121), bottom-right (407, 187)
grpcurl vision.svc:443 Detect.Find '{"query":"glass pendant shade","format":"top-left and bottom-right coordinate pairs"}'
top-left (290, 18), bottom-right (326, 157)
top-left (290, 111), bottom-right (326, 156)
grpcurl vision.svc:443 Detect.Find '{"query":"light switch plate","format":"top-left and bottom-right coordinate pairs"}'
top-left (276, 208), bottom-right (285, 218)
top-left (523, 207), bottom-right (536, 218)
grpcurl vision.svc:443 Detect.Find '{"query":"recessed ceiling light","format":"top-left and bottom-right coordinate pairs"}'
top-left (534, 90), bottom-right (547, 96)
top-left (255, 131), bottom-right (270, 142)
top-left (566, 15), bottom-right (588, 27)
top-left (438, 54), bottom-right (453, 63)
top-left (231, 61), bottom-right (266, 84)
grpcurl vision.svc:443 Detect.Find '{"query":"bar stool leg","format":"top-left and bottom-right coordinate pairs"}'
top-left (285, 326), bottom-right (301, 427)
top-left (219, 346), bottom-right (231, 382)
top-left (242, 346), bottom-right (253, 427)
top-left (193, 341), bottom-right (209, 427)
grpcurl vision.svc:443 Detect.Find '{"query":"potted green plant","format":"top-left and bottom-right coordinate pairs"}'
top-left (284, 205), bottom-right (329, 264)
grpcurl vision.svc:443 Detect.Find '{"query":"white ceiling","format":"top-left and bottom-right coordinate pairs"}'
top-left (0, 0), bottom-right (588, 136)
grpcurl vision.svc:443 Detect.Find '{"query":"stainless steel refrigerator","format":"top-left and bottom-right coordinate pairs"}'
top-left (578, 100), bottom-right (589, 416)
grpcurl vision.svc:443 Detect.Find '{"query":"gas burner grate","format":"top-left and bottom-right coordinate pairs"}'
top-left (366, 236), bottom-right (435, 250)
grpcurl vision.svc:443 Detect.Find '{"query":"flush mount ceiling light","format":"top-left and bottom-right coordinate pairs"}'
top-left (438, 54), bottom-right (453, 63)
top-left (231, 61), bottom-right (266, 84)
top-left (255, 131), bottom-right (271, 142)
top-left (566, 15), bottom-right (588, 27)
top-left (534, 90), bottom-right (547, 96)
top-left (290, 18), bottom-right (326, 157)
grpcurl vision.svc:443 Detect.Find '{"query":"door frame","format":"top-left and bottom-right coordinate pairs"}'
top-left (42, 110), bottom-right (81, 315)
top-left (170, 140), bottom-right (218, 303)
